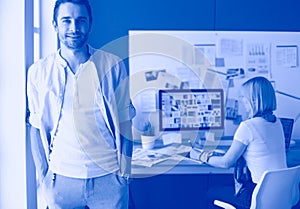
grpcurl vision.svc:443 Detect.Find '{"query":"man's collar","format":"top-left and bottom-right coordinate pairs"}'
top-left (56, 49), bottom-right (68, 68)
top-left (55, 44), bottom-right (96, 68)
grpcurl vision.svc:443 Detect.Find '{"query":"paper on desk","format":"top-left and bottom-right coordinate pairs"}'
top-left (132, 144), bottom-right (193, 167)
top-left (132, 148), bottom-right (171, 167)
top-left (162, 133), bottom-right (182, 145)
top-left (154, 143), bottom-right (192, 155)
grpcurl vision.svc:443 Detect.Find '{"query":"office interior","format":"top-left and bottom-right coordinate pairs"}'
top-left (1, 0), bottom-right (300, 208)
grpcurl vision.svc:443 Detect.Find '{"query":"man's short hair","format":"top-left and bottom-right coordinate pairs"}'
top-left (53, 0), bottom-right (92, 24)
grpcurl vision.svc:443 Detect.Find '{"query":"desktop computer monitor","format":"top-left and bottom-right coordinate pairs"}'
top-left (279, 117), bottom-right (294, 150)
top-left (158, 89), bottom-right (224, 131)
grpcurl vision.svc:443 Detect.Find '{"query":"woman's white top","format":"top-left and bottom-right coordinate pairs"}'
top-left (234, 117), bottom-right (287, 183)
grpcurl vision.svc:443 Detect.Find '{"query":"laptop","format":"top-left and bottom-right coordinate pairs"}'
top-left (279, 118), bottom-right (294, 150)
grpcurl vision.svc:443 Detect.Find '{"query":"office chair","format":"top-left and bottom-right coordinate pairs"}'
top-left (214, 165), bottom-right (300, 209)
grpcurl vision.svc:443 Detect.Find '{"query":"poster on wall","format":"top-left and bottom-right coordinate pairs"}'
top-left (245, 43), bottom-right (271, 78)
top-left (276, 45), bottom-right (298, 68)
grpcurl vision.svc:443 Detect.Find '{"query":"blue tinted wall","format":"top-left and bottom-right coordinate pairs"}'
top-left (89, 0), bottom-right (300, 48)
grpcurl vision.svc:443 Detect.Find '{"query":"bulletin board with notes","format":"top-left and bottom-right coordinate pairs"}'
top-left (129, 30), bottom-right (300, 138)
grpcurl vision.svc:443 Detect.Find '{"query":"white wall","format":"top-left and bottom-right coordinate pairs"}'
top-left (0, 0), bottom-right (27, 208)
top-left (40, 0), bottom-right (57, 58)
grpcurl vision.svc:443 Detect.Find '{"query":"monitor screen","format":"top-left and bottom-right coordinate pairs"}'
top-left (279, 117), bottom-right (294, 150)
top-left (158, 89), bottom-right (224, 131)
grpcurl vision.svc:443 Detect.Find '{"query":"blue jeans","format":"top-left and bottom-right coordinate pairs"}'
top-left (42, 171), bottom-right (129, 209)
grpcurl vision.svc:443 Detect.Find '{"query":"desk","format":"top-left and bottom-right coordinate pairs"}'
top-left (130, 139), bottom-right (234, 209)
top-left (131, 138), bottom-right (300, 175)
top-left (131, 142), bottom-right (233, 178)
top-left (129, 139), bottom-right (300, 209)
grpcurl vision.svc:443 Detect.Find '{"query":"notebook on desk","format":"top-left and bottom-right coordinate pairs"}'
top-left (279, 117), bottom-right (294, 150)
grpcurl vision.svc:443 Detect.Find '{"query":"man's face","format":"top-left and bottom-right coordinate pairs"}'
top-left (53, 2), bottom-right (91, 50)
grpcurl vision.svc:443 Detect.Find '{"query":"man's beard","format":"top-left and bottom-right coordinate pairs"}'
top-left (61, 32), bottom-right (89, 50)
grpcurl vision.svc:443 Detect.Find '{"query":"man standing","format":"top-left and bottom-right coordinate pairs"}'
top-left (27, 0), bottom-right (135, 208)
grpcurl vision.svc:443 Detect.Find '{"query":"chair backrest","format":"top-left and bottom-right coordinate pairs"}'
top-left (250, 165), bottom-right (300, 209)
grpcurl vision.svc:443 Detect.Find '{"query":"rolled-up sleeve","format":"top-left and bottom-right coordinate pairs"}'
top-left (27, 65), bottom-right (41, 129)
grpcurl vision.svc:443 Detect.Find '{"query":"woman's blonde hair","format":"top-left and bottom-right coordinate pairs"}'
top-left (241, 76), bottom-right (276, 121)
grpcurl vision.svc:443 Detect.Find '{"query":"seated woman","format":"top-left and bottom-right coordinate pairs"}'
top-left (190, 76), bottom-right (287, 209)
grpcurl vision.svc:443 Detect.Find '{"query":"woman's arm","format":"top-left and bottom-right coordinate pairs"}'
top-left (207, 140), bottom-right (247, 168)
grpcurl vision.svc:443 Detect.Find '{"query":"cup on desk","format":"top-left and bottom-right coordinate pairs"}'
top-left (141, 135), bottom-right (156, 150)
